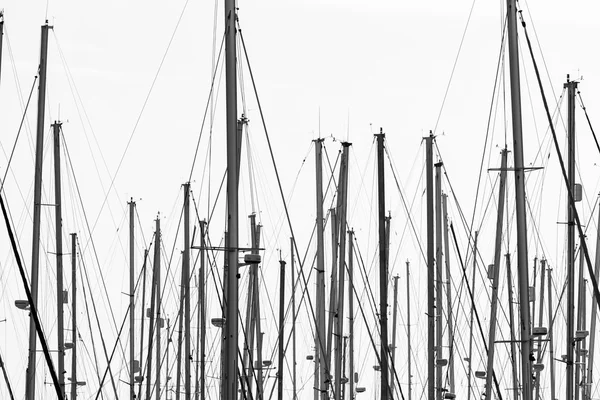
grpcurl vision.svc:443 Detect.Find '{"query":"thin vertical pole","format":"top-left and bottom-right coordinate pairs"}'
top-left (435, 162), bottom-right (443, 400)
top-left (156, 217), bottom-right (162, 400)
top-left (575, 244), bottom-right (585, 400)
top-left (441, 194), bottom-right (455, 394)
top-left (581, 279), bottom-right (587, 400)
top-left (506, 254), bottom-right (519, 400)
top-left (138, 249), bottom-right (149, 400)
top-left (291, 237), bottom-right (297, 400)
top-left (565, 77), bottom-right (578, 400)
top-left (243, 217), bottom-right (256, 396)
top-left (507, 1), bottom-right (533, 398)
top-left (224, 0), bottom-right (240, 395)
top-left (176, 251), bottom-right (186, 400)
top-left (406, 261), bottom-right (412, 400)
top-left (254, 224), bottom-right (264, 400)
top-left (184, 183), bottom-right (191, 400)
top-left (391, 275), bottom-right (399, 398)
top-left (278, 260), bottom-right (286, 400)
top-left (425, 133), bottom-right (435, 400)
top-left (348, 231), bottom-right (355, 400)
top-left (335, 143), bottom-right (350, 400)
top-left (326, 207), bottom-right (338, 388)
top-left (53, 121), bottom-right (65, 398)
top-left (485, 149), bottom-right (508, 400)
top-left (534, 260), bottom-right (546, 400)
top-left (199, 221), bottom-right (207, 400)
top-left (314, 138), bottom-right (327, 400)
top-left (25, 23), bottom-right (50, 400)
top-left (376, 129), bottom-right (390, 400)
top-left (548, 267), bottom-right (555, 400)
top-left (129, 200), bottom-right (136, 400)
top-left (467, 231), bottom-right (478, 400)
top-left (586, 206), bottom-right (600, 400)
top-left (70, 233), bottom-right (77, 400)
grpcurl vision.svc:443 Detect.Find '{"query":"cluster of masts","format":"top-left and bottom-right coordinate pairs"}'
top-left (4, 0), bottom-right (600, 399)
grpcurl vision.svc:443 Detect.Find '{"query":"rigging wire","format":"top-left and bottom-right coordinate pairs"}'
top-left (432, 0), bottom-right (477, 135)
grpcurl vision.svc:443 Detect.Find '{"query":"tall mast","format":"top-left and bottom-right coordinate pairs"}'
top-left (53, 121), bottom-right (65, 398)
top-left (252, 221), bottom-right (264, 400)
top-left (184, 183), bottom-right (191, 399)
top-left (434, 162), bottom-right (443, 400)
top-left (348, 230), bottom-right (355, 400)
top-left (224, 0), bottom-right (239, 394)
top-left (70, 233), bottom-right (77, 400)
top-left (547, 266), bottom-right (555, 400)
top-left (326, 207), bottom-right (338, 391)
top-left (138, 249), bottom-right (149, 399)
top-left (314, 138), bottom-right (327, 400)
top-left (199, 221), bottom-right (207, 400)
top-left (506, 253), bottom-right (519, 400)
top-left (467, 231), bottom-right (478, 400)
top-left (243, 216), bottom-right (256, 395)
top-left (506, 1), bottom-right (533, 398)
top-left (425, 133), bottom-right (434, 400)
top-left (25, 22), bottom-right (50, 400)
top-left (406, 260), bottom-right (412, 400)
top-left (565, 77), bottom-right (578, 400)
top-left (277, 260), bottom-right (286, 400)
top-left (391, 275), bottom-right (399, 398)
top-left (375, 129), bottom-right (390, 400)
top-left (586, 207), bottom-right (600, 400)
top-left (129, 200), bottom-right (136, 400)
top-left (334, 142), bottom-right (350, 400)
top-left (156, 217), bottom-right (162, 400)
top-left (485, 148), bottom-right (508, 400)
top-left (291, 237), bottom-right (297, 400)
top-left (534, 259), bottom-right (546, 400)
top-left (441, 194), bottom-right (455, 394)
top-left (575, 244), bottom-right (585, 400)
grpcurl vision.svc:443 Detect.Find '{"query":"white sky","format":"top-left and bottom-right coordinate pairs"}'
top-left (1, 0), bottom-right (600, 399)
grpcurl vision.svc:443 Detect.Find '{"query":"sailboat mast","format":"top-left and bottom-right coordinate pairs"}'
top-left (199, 221), bottom-right (207, 400)
top-left (375, 129), bottom-right (390, 400)
top-left (425, 133), bottom-right (434, 400)
top-left (434, 162), bottom-right (443, 400)
top-left (441, 194), bottom-right (455, 394)
top-left (548, 266), bottom-right (555, 400)
top-left (506, 1), bottom-right (533, 398)
top-left (586, 207), bottom-right (600, 400)
top-left (406, 260), bottom-right (412, 400)
top-left (534, 259), bottom-right (546, 400)
top-left (391, 275), bottom-right (398, 398)
top-left (467, 231), bottom-right (478, 400)
top-left (506, 253), bottom-right (519, 400)
top-left (129, 200), bottom-right (136, 400)
top-left (335, 142), bottom-right (350, 400)
top-left (485, 148), bottom-right (508, 400)
top-left (156, 217), bottom-right (162, 400)
top-left (348, 230), bottom-right (355, 400)
top-left (70, 233), bottom-right (77, 400)
top-left (291, 237), bottom-right (297, 400)
top-left (314, 138), bottom-right (327, 400)
top-left (25, 22), bottom-right (50, 400)
top-left (184, 183), bottom-right (191, 399)
top-left (278, 259), bottom-right (286, 400)
top-left (565, 77), bottom-right (578, 400)
top-left (224, 0), bottom-right (239, 394)
top-left (53, 121), bottom-right (66, 398)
